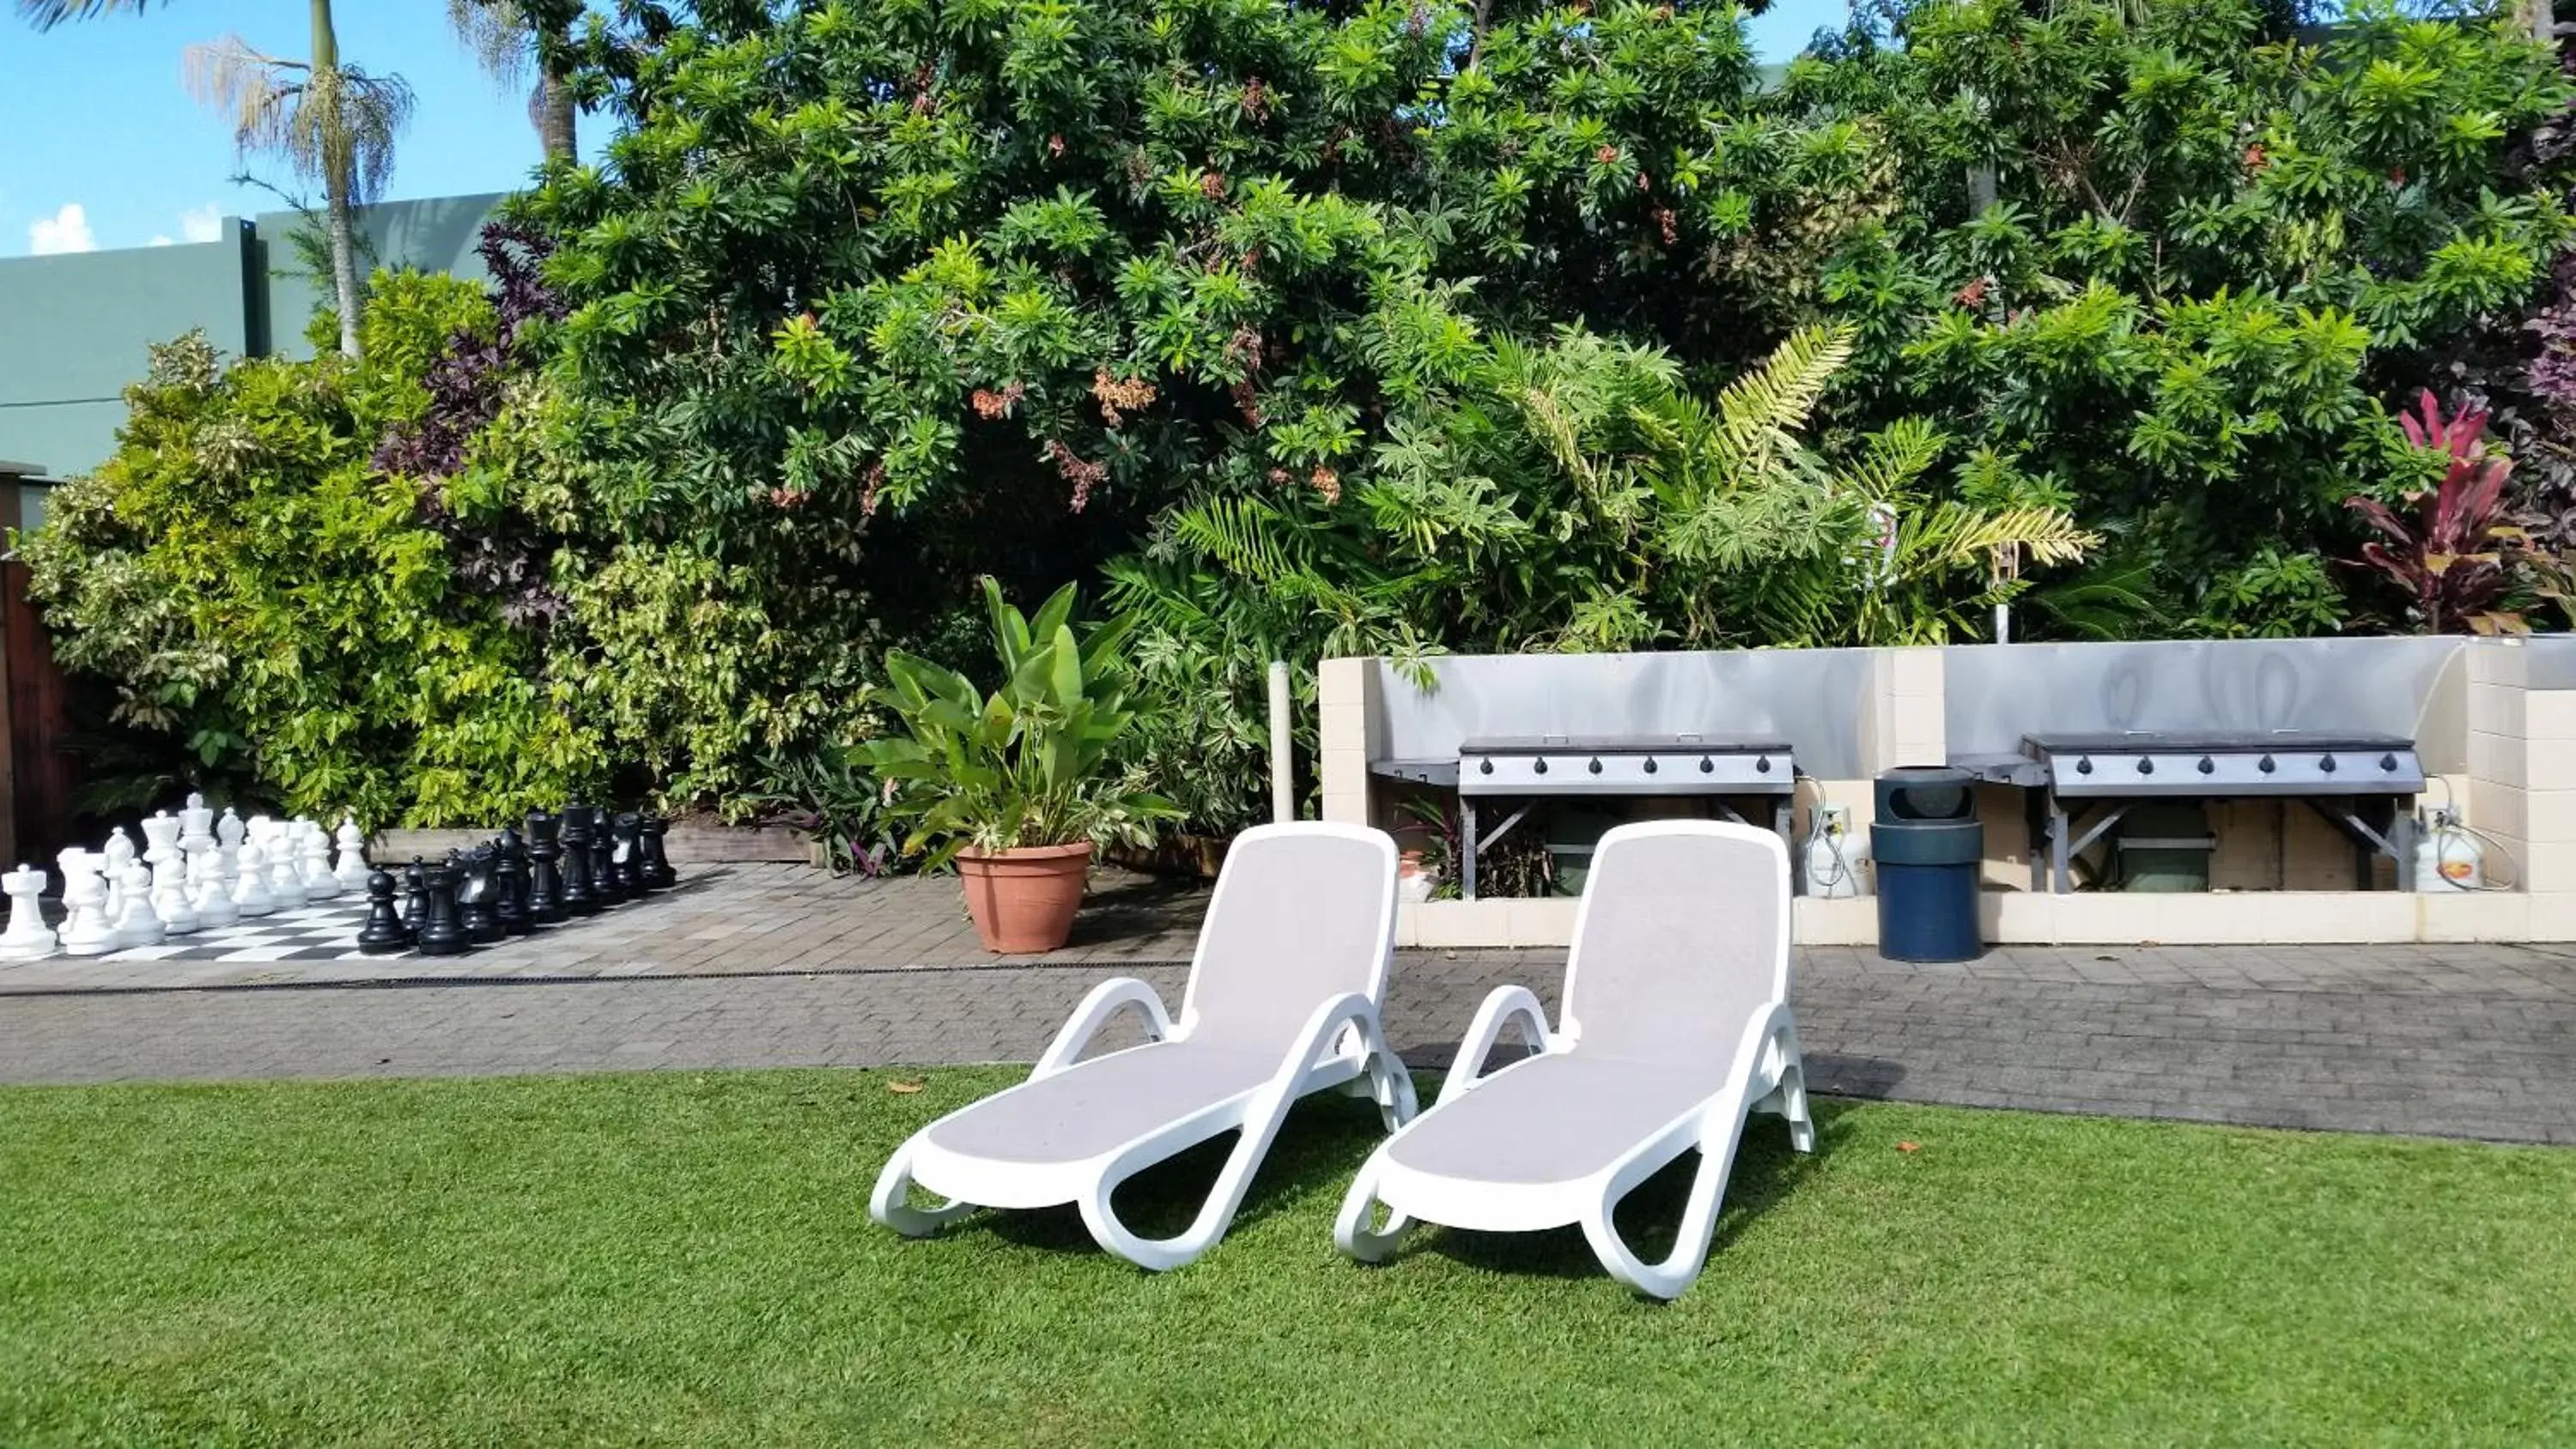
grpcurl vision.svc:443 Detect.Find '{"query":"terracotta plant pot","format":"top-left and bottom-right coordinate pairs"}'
top-left (955, 842), bottom-right (1094, 953)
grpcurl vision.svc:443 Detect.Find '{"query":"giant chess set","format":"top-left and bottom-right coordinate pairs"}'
top-left (0, 795), bottom-right (678, 965)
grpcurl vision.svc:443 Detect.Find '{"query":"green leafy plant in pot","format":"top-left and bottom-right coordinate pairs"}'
top-left (862, 579), bottom-right (1178, 953)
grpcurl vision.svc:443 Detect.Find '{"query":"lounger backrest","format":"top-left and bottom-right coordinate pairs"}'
top-left (1178, 823), bottom-right (1398, 1052)
top-left (1561, 822), bottom-right (1789, 1065)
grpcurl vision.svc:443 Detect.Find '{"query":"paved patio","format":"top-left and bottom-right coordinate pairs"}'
top-left (3, 864), bottom-right (2573, 1144)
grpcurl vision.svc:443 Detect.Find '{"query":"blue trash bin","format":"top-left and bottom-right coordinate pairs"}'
top-left (1872, 767), bottom-right (1984, 963)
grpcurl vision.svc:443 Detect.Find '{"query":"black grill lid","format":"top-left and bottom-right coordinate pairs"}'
top-left (1462, 735), bottom-right (1791, 755)
top-left (2022, 731), bottom-right (2415, 756)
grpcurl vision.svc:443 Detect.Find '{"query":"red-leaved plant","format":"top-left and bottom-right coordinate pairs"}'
top-left (2345, 391), bottom-right (2534, 635)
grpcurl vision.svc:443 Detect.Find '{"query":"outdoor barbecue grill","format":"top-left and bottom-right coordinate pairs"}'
top-left (1962, 730), bottom-right (2427, 894)
top-left (1376, 734), bottom-right (1797, 900)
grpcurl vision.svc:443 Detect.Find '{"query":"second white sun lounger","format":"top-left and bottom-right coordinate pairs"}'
top-left (1332, 820), bottom-right (1814, 1299)
top-left (870, 822), bottom-right (1417, 1270)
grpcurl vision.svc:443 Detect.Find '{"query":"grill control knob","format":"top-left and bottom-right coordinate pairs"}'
top-left (2318, 755), bottom-right (2336, 774)
top-left (1588, 757), bottom-right (1602, 775)
top-left (1698, 756), bottom-right (1715, 774)
top-left (1643, 757), bottom-right (1658, 774)
top-left (2197, 756), bottom-right (2215, 775)
top-left (2136, 757), bottom-right (2155, 775)
top-left (2076, 756), bottom-right (2093, 775)
top-left (1756, 755), bottom-right (1773, 774)
top-left (2380, 754), bottom-right (2398, 773)
top-left (1478, 758), bottom-right (1493, 776)
top-left (2259, 755), bottom-right (2276, 773)
top-left (1532, 758), bottom-right (1548, 775)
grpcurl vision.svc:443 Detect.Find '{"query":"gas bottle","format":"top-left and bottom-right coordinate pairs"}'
top-left (2413, 810), bottom-right (2485, 893)
top-left (1805, 803), bottom-right (1870, 899)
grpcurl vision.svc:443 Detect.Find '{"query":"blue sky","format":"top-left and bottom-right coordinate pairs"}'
top-left (1, 0), bottom-right (1849, 258)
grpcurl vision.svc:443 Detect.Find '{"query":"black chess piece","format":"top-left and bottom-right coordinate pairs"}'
top-left (401, 858), bottom-right (428, 936)
top-left (526, 809), bottom-right (566, 924)
top-left (415, 863), bottom-right (467, 956)
top-left (588, 807), bottom-right (629, 906)
top-left (356, 867), bottom-right (410, 955)
top-left (639, 814), bottom-right (677, 891)
top-left (459, 847), bottom-right (503, 944)
top-left (611, 813), bottom-right (644, 896)
top-left (560, 808), bottom-right (600, 916)
top-left (495, 828), bottom-right (533, 935)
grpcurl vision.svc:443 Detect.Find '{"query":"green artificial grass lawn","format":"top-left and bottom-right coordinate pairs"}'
top-left (4, 1070), bottom-right (2573, 1447)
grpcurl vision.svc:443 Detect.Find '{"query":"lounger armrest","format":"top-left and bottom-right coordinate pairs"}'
top-left (1438, 984), bottom-right (1553, 1107)
top-left (1032, 977), bottom-right (1175, 1080)
top-left (1699, 1000), bottom-right (1799, 1145)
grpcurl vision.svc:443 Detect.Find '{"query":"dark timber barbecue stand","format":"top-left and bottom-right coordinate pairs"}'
top-left (1960, 731), bottom-right (2427, 894)
top-left (1376, 734), bottom-right (1799, 900)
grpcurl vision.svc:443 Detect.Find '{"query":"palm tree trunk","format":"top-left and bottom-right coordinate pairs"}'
top-left (538, 67), bottom-right (576, 162)
top-left (310, 0), bottom-right (362, 357)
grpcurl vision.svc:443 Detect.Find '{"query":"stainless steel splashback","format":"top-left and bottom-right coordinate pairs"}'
top-left (1941, 639), bottom-right (2470, 773)
top-left (1370, 650), bottom-right (1875, 778)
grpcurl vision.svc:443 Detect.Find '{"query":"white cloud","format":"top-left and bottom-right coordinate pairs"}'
top-left (179, 203), bottom-right (222, 244)
top-left (150, 236), bottom-right (175, 247)
top-left (28, 203), bottom-right (95, 256)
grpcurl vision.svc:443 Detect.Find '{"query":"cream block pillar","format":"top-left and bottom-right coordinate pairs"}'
top-left (1316, 657), bottom-right (1381, 828)
top-left (1858, 646), bottom-right (1947, 774)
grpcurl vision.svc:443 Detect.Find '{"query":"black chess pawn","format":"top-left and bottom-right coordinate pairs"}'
top-left (401, 858), bottom-right (428, 936)
top-left (526, 809), bottom-right (566, 923)
top-left (611, 813), bottom-right (644, 897)
top-left (495, 828), bottom-right (533, 936)
top-left (415, 863), bottom-right (467, 956)
top-left (459, 847), bottom-right (504, 944)
top-left (560, 809), bottom-right (600, 916)
top-left (639, 814), bottom-right (677, 891)
top-left (356, 867), bottom-right (410, 955)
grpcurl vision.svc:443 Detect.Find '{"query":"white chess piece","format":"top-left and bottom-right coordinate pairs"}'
top-left (0, 863), bottom-right (58, 961)
top-left (216, 807), bottom-right (246, 890)
top-left (57, 849), bottom-right (116, 957)
top-left (154, 851), bottom-right (199, 936)
top-left (179, 792), bottom-right (217, 860)
top-left (333, 812), bottom-right (371, 891)
top-left (268, 833), bottom-right (308, 908)
top-left (113, 859), bottom-right (163, 947)
top-left (188, 839), bottom-right (238, 929)
top-left (101, 827), bottom-right (136, 925)
top-left (232, 839), bottom-right (276, 917)
top-left (141, 811), bottom-right (184, 900)
top-left (296, 819), bottom-right (340, 899)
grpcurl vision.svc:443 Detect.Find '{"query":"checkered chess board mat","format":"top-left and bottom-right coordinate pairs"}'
top-left (94, 900), bottom-right (414, 963)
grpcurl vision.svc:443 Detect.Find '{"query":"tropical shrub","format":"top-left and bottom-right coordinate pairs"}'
top-left (16, 278), bottom-right (604, 826)
top-left (2347, 390), bottom-right (2564, 633)
top-left (861, 579), bottom-right (1176, 865)
top-left (1783, 0), bottom-right (2576, 634)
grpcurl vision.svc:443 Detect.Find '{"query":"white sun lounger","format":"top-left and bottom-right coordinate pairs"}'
top-left (870, 822), bottom-right (1418, 1270)
top-left (1333, 820), bottom-right (1814, 1299)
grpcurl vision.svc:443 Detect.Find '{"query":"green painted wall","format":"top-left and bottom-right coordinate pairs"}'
top-left (0, 192), bottom-right (508, 479)
top-left (0, 220), bottom-right (258, 482)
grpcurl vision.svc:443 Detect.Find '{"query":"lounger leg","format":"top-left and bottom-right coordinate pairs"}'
top-left (1331, 1159), bottom-right (1416, 1263)
top-left (867, 1138), bottom-right (977, 1238)
top-left (1079, 993), bottom-right (1399, 1272)
top-left (1582, 1083), bottom-right (1753, 1301)
top-left (1750, 1018), bottom-right (1816, 1155)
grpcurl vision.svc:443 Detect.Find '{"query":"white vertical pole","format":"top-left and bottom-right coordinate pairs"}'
top-left (1267, 660), bottom-right (1294, 823)
top-left (1993, 603), bottom-right (2012, 644)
